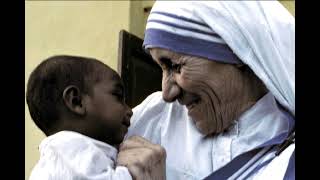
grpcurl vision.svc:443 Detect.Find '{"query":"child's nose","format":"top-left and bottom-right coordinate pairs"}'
top-left (126, 105), bottom-right (133, 118)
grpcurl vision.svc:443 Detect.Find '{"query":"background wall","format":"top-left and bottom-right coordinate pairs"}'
top-left (25, 1), bottom-right (131, 179)
top-left (280, 1), bottom-right (295, 16)
top-left (129, 1), bottom-right (156, 39)
top-left (25, 1), bottom-right (294, 179)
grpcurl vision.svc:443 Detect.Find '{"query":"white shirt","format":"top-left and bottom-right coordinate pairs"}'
top-left (126, 92), bottom-right (294, 180)
top-left (29, 131), bottom-right (132, 180)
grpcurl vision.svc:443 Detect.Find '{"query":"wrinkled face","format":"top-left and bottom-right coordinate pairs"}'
top-left (150, 48), bottom-right (255, 136)
top-left (84, 69), bottom-right (132, 145)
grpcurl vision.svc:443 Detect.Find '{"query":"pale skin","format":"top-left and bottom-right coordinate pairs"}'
top-left (117, 47), bottom-right (267, 179)
top-left (117, 136), bottom-right (166, 180)
top-left (149, 47), bottom-right (267, 136)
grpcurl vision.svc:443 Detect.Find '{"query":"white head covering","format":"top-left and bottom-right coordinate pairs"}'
top-left (143, 1), bottom-right (295, 115)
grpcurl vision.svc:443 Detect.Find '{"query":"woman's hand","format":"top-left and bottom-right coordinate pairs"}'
top-left (116, 136), bottom-right (166, 180)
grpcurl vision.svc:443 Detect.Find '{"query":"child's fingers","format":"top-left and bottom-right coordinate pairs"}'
top-left (121, 136), bottom-right (165, 153)
top-left (117, 146), bottom-right (166, 180)
top-left (117, 147), bottom-right (154, 168)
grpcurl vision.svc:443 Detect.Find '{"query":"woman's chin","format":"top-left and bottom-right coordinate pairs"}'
top-left (194, 120), bottom-right (214, 136)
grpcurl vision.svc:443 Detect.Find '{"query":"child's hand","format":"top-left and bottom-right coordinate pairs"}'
top-left (116, 136), bottom-right (166, 180)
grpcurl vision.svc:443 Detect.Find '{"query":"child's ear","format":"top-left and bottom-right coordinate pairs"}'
top-left (62, 85), bottom-right (86, 116)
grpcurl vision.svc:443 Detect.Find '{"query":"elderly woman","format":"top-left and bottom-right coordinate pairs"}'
top-left (119, 1), bottom-right (295, 180)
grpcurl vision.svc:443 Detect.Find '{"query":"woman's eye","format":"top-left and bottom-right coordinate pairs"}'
top-left (159, 57), bottom-right (181, 73)
top-left (172, 63), bottom-right (181, 73)
top-left (159, 57), bottom-right (171, 69)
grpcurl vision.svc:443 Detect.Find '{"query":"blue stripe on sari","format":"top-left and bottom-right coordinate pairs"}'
top-left (143, 29), bottom-right (242, 64)
top-left (147, 19), bottom-right (220, 38)
top-left (151, 11), bottom-right (211, 29)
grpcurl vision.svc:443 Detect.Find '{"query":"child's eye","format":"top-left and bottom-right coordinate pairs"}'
top-left (113, 92), bottom-right (124, 102)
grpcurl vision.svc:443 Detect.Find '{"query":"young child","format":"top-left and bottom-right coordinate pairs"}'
top-left (27, 55), bottom-right (133, 180)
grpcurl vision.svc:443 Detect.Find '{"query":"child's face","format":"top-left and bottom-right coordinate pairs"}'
top-left (84, 69), bottom-right (132, 146)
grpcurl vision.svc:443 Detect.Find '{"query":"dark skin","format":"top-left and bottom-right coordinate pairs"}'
top-left (54, 67), bottom-right (133, 147)
top-left (150, 48), bottom-right (267, 136)
top-left (53, 65), bottom-right (166, 180)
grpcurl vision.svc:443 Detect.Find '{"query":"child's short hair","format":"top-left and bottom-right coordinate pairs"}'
top-left (26, 55), bottom-right (109, 136)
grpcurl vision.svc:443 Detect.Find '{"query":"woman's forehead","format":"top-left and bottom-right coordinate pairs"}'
top-left (150, 48), bottom-right (185, 60)
top-left (150, 47), bottom-right (213, 64)
top-left (150, 48), bottom-right (171, 56)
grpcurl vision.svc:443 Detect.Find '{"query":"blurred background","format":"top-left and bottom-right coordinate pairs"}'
top-left (25, 1), bottom-right (294, 179)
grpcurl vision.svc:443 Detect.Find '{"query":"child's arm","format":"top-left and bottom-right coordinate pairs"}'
top-left (29, 135), bottom-right (133, 180)
top-left (29, 162), bottom-right (133, 180)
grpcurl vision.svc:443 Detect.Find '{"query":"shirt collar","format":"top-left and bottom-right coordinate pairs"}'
top-left (230, 92), bottom-right (292, 158)
top-left (39, 130), bottom-right (118, 161)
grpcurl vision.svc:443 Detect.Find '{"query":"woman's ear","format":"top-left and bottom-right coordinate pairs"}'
top-left (62, 85), bottom-right (86, 116)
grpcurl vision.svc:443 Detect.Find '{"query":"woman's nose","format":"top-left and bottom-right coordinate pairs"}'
top-left (162, 78), bottom-right (181, 102)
